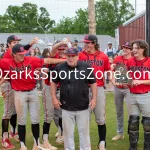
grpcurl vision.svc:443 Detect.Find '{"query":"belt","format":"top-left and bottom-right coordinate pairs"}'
top-left (131, 91), bottom-right (149, 94)
top-left (15, 87), bottom-right (35, 92)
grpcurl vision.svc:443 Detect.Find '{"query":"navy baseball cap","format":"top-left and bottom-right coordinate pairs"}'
top-left (83, 34), bottom-right (98, 43)
top-left (7, 35), bottom-right (22, 44)
top-left (66, 48), bottom-right (78, 55)
top-left (12, 44), bottom-right (28, 54)
top-left (122, 41), bottom-right (132, 49)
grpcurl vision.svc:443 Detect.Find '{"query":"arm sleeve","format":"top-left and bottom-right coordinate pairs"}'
top-left (23, 44), bottom-right (31, 50)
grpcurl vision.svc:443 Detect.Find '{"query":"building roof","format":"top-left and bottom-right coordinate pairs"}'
top-left (123, 10), bottom-right (146, 27)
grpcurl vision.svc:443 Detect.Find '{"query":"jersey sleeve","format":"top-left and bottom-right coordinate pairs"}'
top-left (0, 59), bottom-right (10, 70)
top-left (30, 57), bottom-right (44, 68)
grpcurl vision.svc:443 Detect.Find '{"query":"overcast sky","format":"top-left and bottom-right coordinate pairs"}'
top-left (0, 0), bottom-right (146, 23)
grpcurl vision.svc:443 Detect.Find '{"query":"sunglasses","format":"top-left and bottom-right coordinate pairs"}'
top-left (85, 42), bottom-right (94, 44)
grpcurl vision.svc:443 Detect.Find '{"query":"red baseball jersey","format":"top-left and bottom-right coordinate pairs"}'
top-left (113, 56), bottom-right (131, 66)
top-left (127, 57), bottom-right (150, 93)
top-left (79, 50), bottom-right (110, 86)
top-left (0, 56), bottom-right (44, 91)
top-left (3, 48), bottom-right (13, 59)
top-left (113, 56), bottom-right (133, 89)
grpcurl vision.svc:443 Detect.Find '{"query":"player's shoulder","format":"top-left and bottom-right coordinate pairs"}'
top-left (78, 60), bottom-right (90, 67)
top-left (98, 51), bottom-right (109, 60)
top-left (55, 62), bottom-right (67, 69)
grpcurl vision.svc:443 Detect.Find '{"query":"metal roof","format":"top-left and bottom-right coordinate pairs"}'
top-left (123, 10), bottom-right (146, 26)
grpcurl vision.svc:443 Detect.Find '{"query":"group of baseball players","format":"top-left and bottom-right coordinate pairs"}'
top-left (0, 34), bottom-right (150, 150)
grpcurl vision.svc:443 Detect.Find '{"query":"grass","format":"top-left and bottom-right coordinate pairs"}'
top-left (0, 92), bottom-right (144, 150)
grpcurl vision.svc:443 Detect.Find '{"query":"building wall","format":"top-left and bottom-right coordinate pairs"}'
top-left (118, 14), bottom-right (145, 45)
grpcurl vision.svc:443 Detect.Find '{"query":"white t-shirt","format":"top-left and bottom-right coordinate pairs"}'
top-left (104, 48), bottom-right (116, 55)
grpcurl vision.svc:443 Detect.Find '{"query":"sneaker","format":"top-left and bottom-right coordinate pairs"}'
top-left (35, 144), bottom-right (50, 150)
top-left (55, 132), bottom-right (59, 138)
top-left (112, 134), bottom-right (124, 141)
top-left (2, 138), bottom-right (15, 149)
top-left (98, 141), bottom-right (106, 150)
top-left (42, 141), bottom-right (57, 150)
top-left (20, 146), bottom-right (28, 150)
top-left (56, 136), bottom-right (64, 144)
top-left (9, 131), bottom-right (20, 142)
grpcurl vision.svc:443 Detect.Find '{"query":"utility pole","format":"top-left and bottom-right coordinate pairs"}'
top-left (146, 0), bottom-right (150, 56)
top-left (135, 0), bottom-right (137, 14)
top-left (88, 0), bottom-right (96, 34)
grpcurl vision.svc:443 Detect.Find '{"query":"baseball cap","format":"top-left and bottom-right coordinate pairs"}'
top-left (66, 48), bottom-right (78, 55)
top-left (108, 42), bottom-right (112, 45)
top-left (122, 41), bottom-right (132, 49)
top-left (12, 44), bottom-right (28, 54)
top-left (7, 35), bottom-right (22, 44)
top-left (74, 40), bottom-right (78, 43)
top-left (58, 44), bottom-right (68, 50)
top-left (83, 34), bottom-right (98, 43)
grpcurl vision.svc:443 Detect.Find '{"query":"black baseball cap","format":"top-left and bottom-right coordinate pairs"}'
top-left (74, 40), bottom-right (78, 43)
top-left (66, 48), bottom-right (78, 55)
top-left (7, 35), bottom-right (22, 44)
top-left (83, 34), bottom-right (98, 43)
top-left (12, 44), bottom-right (28, 54)
top-left (122, 41), bottom-right (132, 49)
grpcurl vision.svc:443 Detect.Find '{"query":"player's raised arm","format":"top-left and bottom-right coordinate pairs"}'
top-left (44, 58), bottom-right (66, 65)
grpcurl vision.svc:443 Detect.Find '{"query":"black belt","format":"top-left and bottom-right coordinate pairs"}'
top-left (131, 91), bottom-right (149, 94)
top-left (15, 87), bottom-right (35, 92)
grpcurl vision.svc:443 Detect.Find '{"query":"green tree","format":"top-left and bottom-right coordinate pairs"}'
top-left (53, 0), bottom-right (134, 36)
top-left (51, 17), bottom-right (74, 34)
top-left (51, 9), bottom-right (88, 34)
top-left (95, 0), bottom-right (135, 36)
top-left (0, 3), bottom-right (55, 33)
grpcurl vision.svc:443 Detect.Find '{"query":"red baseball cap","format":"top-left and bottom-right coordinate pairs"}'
top-left (58, 44), bottom-right (68, 50)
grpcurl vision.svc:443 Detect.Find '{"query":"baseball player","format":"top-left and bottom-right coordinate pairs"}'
top-left (79, 34), bottom-right (111, 150)
top-left (111, 41), bottom-right (132, 141)
top-left (127, 40), bottom-right (150, 150)
top-left (41, 41), bottom-right (68, 149)
top-left (0, 44), bottom-right (66, 150)
top-left (1, 35), bottom-right (38, 149)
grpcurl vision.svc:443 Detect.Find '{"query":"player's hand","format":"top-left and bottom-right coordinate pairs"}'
top-left (89, 98), bottom-right (96, 110)
top-left (29, 37), bottom-right (39, 46)
top-left (111, 64), bottom-right (116, 70)
top-left (52, 98), bottom-right (62, 109)
top-left (62, 38), bottom-right (69, 45)
top-left (131, 80), bottom-right (143, 86)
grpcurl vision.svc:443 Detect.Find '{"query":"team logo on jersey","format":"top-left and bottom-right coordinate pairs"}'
top-left (129, 66), bottom-right (150, 72)
top-left (81, 60), bottom-right (104, 66)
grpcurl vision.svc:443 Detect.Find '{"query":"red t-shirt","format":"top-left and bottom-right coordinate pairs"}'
top-left (113, 56), bottom-right (132, 89)
top-left (127, 57), bottom-right (150, 93)
top-left (0, 56), bottom-right (44, 91)
top-left (79, 50), bottom-right (110, 86)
